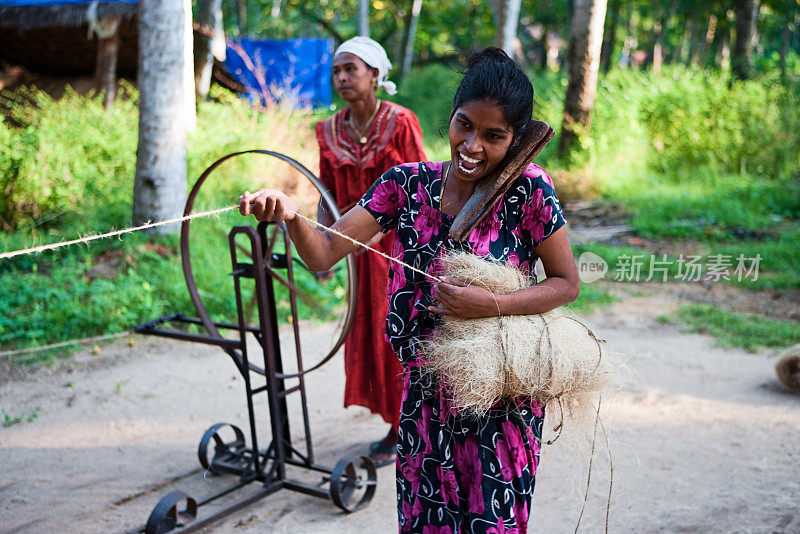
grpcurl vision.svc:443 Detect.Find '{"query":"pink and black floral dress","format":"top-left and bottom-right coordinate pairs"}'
top-left (357, 161), bottom-right (565, 533)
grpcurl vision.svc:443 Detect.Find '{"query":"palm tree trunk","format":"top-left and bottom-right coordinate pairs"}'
top-left (732, 0), bottom-right (759, 80)
top-left (558, 0), bottom-right (608, 162)
top-left (133, 0), bottom-right (188, 233)
top-left (358, 0), bottom-right (369, 36)
top-left (182, 0), bottom-right (196, 131)
top-left (600, 0), bottom-right (619, 73)
top-left (400, 0), bottom-right (422, 83)
top-left (493, 0), bottom-right (522, 59)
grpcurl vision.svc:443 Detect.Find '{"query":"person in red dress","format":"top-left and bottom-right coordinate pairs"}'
top-left (315, 36), bottom-right (427, 466)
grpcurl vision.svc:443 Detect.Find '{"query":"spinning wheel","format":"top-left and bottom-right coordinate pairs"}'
top-left (180, 150), bottom-right (358, 377)
top-left (131, 150), bottom-right (378, 533)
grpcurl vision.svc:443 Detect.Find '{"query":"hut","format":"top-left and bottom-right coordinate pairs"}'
top-left (0, 0), bottom-right (138, 105)
top-left (0, 1), bottom-right (332, 110)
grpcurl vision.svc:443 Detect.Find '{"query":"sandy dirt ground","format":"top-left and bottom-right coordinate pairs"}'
top-left (1, 288), bottom-right (798, 534)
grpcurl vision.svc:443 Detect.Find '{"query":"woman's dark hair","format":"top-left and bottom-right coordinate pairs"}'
top-left (452, 47), bottom-right (534, 137)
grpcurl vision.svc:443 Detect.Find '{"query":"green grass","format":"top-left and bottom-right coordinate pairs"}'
top-left (1, 406), bottom-right (39, 427)
top-left (566, 282), bottom-right (619, 314)
top-left (612, 174), bottom-right (800, 241)
top-left (660, 303), bottom-right (800, 352)
top-left (0, 86), bottom-right (349, 366)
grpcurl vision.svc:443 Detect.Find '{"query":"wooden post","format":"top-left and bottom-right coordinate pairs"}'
top-left (93, 15), bottom-right (121, 109)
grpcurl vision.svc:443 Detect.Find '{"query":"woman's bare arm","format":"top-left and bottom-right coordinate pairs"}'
top-left (430, 226), bottom-right (579, 318)
top-left (240, 189), bottom-right (382, 271)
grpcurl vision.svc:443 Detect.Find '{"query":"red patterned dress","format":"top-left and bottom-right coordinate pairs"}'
top-left (315, 100), bottom-right (427, 430)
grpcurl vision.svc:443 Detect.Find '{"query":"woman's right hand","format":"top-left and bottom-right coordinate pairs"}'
top-left (239, 189), bottom-right (299, 222)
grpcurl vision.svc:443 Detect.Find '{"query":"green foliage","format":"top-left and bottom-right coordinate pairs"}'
top-left (392, 63), bottom-right (461, 159)
top-left (566, 282), bottom-right (619, 314)
top-left (663, 303), bottom-right (800, 352)
top-left (2, 406), bottom-right (39, 427)
top-left (0, 85), bottom-right (139, 230)
top-left (620, 173), bottom-right (800, 240)
top-left (0, 85), bottom-right (347, 366)
top-left (640, 70), bottom-right (800, 180)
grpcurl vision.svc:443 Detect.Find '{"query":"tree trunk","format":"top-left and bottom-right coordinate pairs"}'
top-left (779, 24), bottom-right (789, 80)
top-left (133, 0), bottom-right (188, 233)
top-left (671, 12), bottom-right (691, 64)
top-left (235, 0), bottom-right (246, 36)
top-left (358, 0), bottom-right (369, 36)
top-left (558, 0), bottom-right (608, 162)
top-left (687, 11), bottom-right (704, 65)
top-left (539, 25), bottom-right (549, 71)
top-left (93, 15), bottom-right (121, 109)
top-left (652, 1), bottom-right (664, 73)
top-left (600, 0), bottom-right (619, 73)
top-left (718, 23), bottom-right (731, 70)
top-left (182, 0), bottom-right (196, 131)
top-left (618, 3), bottom-right (635, 68)
top-left (401, 0), bottom-right (422, 83)
top-left (492, 0), bottom-right (522, 58)
top-left (732, 0), bottom-right (759, 80)
top-left (699, 14), bottom-right (717, 66)
top-left (194, 0), bottom-right (225, 101)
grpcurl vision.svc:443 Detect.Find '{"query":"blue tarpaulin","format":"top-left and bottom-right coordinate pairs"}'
top-left (223, 37), bottom-right (332, 109)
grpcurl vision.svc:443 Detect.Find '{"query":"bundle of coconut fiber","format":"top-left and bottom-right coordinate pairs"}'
top-left (423, 252), bottom-right (614, 420)
top-left (775, 344), bottom-right (800, 394)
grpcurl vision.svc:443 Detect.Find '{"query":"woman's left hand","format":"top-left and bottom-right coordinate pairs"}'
top-left (428, 276), bottom-right (502, 318)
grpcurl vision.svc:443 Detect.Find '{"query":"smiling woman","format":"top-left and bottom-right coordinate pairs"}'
top-left (240, 47), bottom-right (579, 533)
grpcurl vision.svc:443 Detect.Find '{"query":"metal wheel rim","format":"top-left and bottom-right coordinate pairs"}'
top-left (180, 149), bottom-right (358, 376)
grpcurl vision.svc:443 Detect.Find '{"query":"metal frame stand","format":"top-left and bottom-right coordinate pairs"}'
top-left (128, 223), bottom-right (376, 534)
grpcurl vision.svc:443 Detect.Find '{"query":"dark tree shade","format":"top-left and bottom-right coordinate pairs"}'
top-left (732, 0), bottom-right (759, 80)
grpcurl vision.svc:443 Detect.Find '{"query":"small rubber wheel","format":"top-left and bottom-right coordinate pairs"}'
top-left (197, 422), bottom-right (247, 475)
top-left (329, 454), bottom-right (378, 512)
top-left (144, 491), bottom-right (198, 534)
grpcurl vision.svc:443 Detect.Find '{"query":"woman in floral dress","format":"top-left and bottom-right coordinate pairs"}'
top-left (240, 48), bottom-right (579, 533)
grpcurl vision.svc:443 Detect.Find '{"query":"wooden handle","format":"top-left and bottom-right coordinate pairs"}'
top-left (448, 120), bottom-right (555, 241)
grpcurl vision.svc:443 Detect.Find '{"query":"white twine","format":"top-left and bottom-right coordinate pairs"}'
top-left (294, 212), bottom-right (442, 283)
top-left (0, 206), bottom-right (238, 260)
top-left (0, 331), bottom-right (132, 358)
top-left (0, 205), bottom-right (443, 283)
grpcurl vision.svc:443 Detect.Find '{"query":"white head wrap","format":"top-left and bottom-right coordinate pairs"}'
top-left (334, 36), bottom-right (397, 95)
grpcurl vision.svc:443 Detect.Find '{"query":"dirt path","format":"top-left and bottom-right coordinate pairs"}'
top-left (1, 291), bottom-right (798, 533)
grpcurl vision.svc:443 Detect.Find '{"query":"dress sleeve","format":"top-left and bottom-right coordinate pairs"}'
top-left (356, 165), bottom-right (412, 232)
top-left (518, 167), bottom-right (566, 249)
top-left (395, 110), bottom-right (427, 163)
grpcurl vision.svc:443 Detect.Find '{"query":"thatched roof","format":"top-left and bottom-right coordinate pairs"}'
top-left (0, 1), bottom-right (138, 31)
top-left (0, 1), bottom-right (138, 76)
